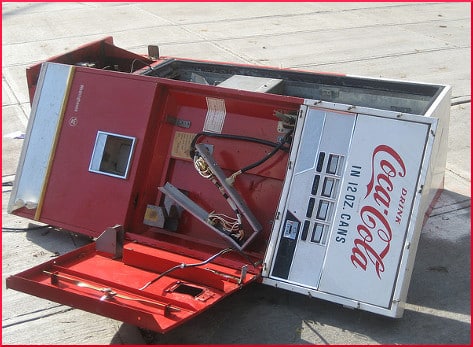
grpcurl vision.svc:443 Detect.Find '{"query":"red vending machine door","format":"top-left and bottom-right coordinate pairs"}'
top-left (6, 240), bottom-right (259, 333)
top-left (9, 63), bottom-right (160, 238)
top-left (7, 60), bottom-right (302, 333)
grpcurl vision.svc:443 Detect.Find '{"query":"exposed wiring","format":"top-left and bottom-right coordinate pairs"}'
top-left (208, 212), bottom-right (244, 241)
top-left (194, 155), bottom-right (245, 242)
top-left (194, 156), bottom-right (213, 178)
top-left (189, 132), bottom-right (290, 159)
top-left (239, 128), bottom-right (293, 174)
top-left (228, 128), bottom-right (294, 183)
top-left (130, 59), bottom-right (152, 73)
top-left (139, 248), bottom-right (234, 290)
top-left (192, 129), bottom-right (293, 243)
top-left (208, 213), bottom-right (241, 232)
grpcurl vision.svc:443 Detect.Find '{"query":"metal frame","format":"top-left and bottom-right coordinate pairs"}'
top-left (262, 99), bottom-right (441, 318)
top-left (89, 130), bottom-right (137, 179)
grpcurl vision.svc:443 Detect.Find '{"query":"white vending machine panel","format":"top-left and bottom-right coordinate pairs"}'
top-left (263, 104), bottom-right (437, 317)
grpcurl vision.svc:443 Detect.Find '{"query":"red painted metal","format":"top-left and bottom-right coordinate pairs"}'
top-left (25, 37), bottom-right (154, 104)
top-left (6, 241), bottom-right (259, 333)
top-left (7, 35), bottom-right (451, 329)
top-left (8, 40), bottom-right (302, 332)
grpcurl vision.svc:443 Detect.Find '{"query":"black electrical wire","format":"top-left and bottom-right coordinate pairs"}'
top-left (2, 225), bottom-right (52, 232)
top-left (189, 132), bottom-right (290, 159)
top-left (139, 248), bottom-right (234, 290)
top-left (233, 248), bottom-right (259, 269)
top-left (239, 128), bottom-right (294, 174)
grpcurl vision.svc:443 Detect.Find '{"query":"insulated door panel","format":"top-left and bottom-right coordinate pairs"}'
top-left (37, 66), bottom-right (159, 236)
top-left (318, 114), bottom-right (430, 308)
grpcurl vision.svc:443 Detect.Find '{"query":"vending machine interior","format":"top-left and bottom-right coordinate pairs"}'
top-left (6, 37), bottom-right (451, 333)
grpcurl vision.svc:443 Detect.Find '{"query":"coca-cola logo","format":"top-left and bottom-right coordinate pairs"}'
top-left (350, 145), bottom-right (406, 278)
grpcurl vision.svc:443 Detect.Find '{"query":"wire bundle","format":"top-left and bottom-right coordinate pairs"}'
top-left (193, 155), bottom-right (245, 241)
top-left (191, 129), bottom-right (294, 243)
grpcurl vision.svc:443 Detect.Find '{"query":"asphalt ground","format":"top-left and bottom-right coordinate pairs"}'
top-left (2, 2), bottom-right (471, 344)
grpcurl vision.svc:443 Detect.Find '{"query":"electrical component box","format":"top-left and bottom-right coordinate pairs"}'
top-left (7, 37), bottom-right (451, 333)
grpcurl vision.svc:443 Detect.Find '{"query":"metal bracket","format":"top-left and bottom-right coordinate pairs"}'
top-left (159, 182), bottom-right (243, 249)
top-left (274, 110), bottom-right (298, 134)
top-left (147, 45), bottom-right (160, 60)
top-left (96, 224), bottom-right (124, 259)
top-left (239, 265), bottom-right (248, 285)
top-left (159, 182), bottom-right (263, 250)
top-left (195, 143), bottom-right (262, 233)
top-left (166, 115), bottom-right (191, 129)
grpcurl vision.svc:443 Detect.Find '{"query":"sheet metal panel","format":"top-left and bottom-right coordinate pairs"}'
top-left (7, 38), bottom-right (451, 327)
top-left (318, 114), bottom-right (430, 308)
top-left (8, 63), bottom-right (74, 215)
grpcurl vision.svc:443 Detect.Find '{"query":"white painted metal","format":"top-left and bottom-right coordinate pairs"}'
top-left (8, 63), bottom-right (74, 213)
top-left (263, 81), bottom-right (449, 317)
top-left (318, 114), bottom-right (431, 308)
top-left (269, 110), bottom-right (356, 288)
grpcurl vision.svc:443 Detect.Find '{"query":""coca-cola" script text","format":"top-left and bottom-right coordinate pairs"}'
top-left (350, 145), bottom-right (406, 278)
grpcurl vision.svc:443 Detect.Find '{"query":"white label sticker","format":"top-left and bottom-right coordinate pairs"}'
top-left (203, 97), bottom-right (226, 133)
top-left (283, 220), bottom-right (299, 240)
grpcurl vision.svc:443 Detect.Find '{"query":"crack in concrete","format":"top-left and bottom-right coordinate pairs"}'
top-left (446, 168), bottom-right (471, 183)
top-left (2, 307), bottom-right (74, 329)
top-left (431, 208), bottom-right (471, 218)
